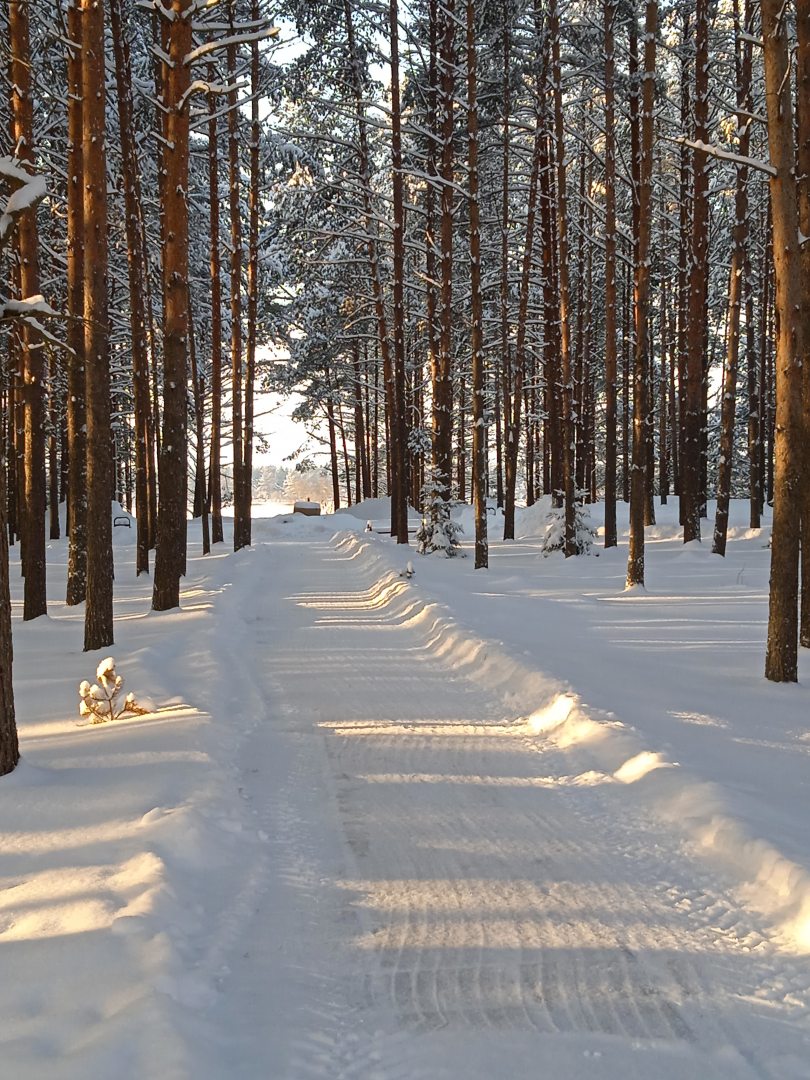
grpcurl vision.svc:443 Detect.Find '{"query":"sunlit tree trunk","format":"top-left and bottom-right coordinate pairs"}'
top-left (763, 0), bottom-right (803, 682)
top-left (796, 0), bottom-right (810, 647)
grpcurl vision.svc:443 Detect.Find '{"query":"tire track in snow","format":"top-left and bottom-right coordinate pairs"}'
top-left (200, 535), bottom-right (810, 1079)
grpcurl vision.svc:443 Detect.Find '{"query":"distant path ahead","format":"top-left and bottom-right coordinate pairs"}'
top-left (194, 532), bottom-right (810, 1080)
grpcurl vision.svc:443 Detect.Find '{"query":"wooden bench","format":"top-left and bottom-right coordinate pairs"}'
top-left (113, 515), bottom-right (131, 528)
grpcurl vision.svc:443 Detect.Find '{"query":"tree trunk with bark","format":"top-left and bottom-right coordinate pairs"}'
top-left (434, 0), bottom-right (456, 517)
top-left (208, 83), bottom-right (224, 545)
top-left (627, 0), bottom-right (657, 586)
top-left (796, 0), bottom-right (810, 647)
top-left (550, 0), bottom-right (576, 556)
top-left (713, 0), bottom-right (751, 557)
top-left (9, 0), bottom-right (47, 621)
top-left (682, 0), bottom-right (709, 543)
top-left (241, 0), bottom-right (262, 552)
top-left (152, 0), bottom-right (192, 612)
top-left (110, 0), bottom-right (151, 576)
top-left (762, 0), bottom-right (804, 682)
top-left (0, 448), bottom-right (17, 777)
top-left (81, 0), bottom-right (114, 650)
top-left (389, 0), bottom-right (409, 544)
top-left (603, 0), bottom-right (618, 548)
top-left (227, 21), bottom-right (246, 553)
top-left (466, 0), bottom-right (487, 568)
top-left (65, 0), bottom-right (87, 605)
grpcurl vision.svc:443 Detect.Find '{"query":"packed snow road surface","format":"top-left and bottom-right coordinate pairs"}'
top-left (186, 531), bottom-right (810, 1080)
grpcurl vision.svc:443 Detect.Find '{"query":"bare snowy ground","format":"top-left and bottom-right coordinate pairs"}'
top-left (1, 500), bottom-right (809, 1079)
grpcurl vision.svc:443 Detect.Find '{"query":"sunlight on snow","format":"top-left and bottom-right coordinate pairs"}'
top-left (526, 693), bottom-right (576, 735)
top-left (613, 752), bottom-right (675, 785)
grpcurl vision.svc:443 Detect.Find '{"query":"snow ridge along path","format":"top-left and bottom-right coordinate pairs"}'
top-left (181, 528), bottom-right (810, 1080)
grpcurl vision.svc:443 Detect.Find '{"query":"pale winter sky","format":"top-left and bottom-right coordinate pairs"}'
top-left (252, 391), bottom-right (323, 468)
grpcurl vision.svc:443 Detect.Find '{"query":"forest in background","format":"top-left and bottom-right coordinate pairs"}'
top-left (1, 0), bottom-right (809, 778)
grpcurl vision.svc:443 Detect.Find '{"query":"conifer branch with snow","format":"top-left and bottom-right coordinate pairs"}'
top-left (78, 658), bottom-right (149, 724)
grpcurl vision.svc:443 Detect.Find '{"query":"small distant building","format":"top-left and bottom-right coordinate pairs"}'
top-left (293, 500), bottom-right (321, 516)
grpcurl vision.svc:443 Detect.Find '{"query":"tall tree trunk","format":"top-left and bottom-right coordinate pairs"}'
top-left (152, 0), bottom-right (191, 612)
top-left (390, 0), bottom-right (409, 543)
top-left (542, 130), bottom-right (562, 506)
top-left (207, 82), bottom-right (224, 545)
top-left (713, 0), bottom-right (751, 557)
top-left (682, 0), bottom-right (709, 543)
top-left (627, 0), bottom-right (657, 586)
top-left (326, 379), bottom-right (340, 510)
top-left (676, 11), bottom-right (691, 508)
top-left (603, 0), bottom-right (618, 548)
top-left (9, 0), bottom-right (46, 621)
top-left (0, 447), bottom-right (17, 777)
top-left (342, 0), bottom-right (396, 528)
top-left (110, 0), bottom-right (151, 576)
top-left (747, 240), bottom-right (761, 530)
top-left (48, 375), bottom-right (59, 540)
top-left (574, 154), bottom-right (587, 495)
top-left (227, 19), bottom-right (246, 553)
top-left (550, 0), bottom-right (576, 556)
top-left (65, 0), bottom-right (86, 605)
top-left (241, 0), bottom-right (262, 550)
top-left (622, 256), bottom-right (631, 502)
top-left (188, 307), bottom-right (210, 555)
top-left (82, 0), bottom-right (113, 649)
top-left (499, 9), bottom-right (511, 518)
top-left (506, 13), bottom-right (546, 538)
top-left (424, 0), bottom-right (439, 514)
top-left (466, 0), bottom-right (487, 568)
top-left (796, 0), bottom-right (810, 647)
top-left (659, 264), bottom-right (670, 503)
top-left (763, 0), bottom-right (804, 682)
top-left (434, 0), bottom-right (455, 516)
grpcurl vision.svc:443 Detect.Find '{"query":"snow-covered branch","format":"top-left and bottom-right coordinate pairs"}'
top-left (184, 26), bottom-right (279, 66)
top-left (0, 157), bottom-right (47, 253)
top-left (671, 137), bottom-right (776, 177)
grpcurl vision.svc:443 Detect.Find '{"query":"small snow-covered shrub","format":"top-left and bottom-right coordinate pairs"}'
top-left (540, 496), bottom-right (596, 557)
top-left (78, 657), bottom-right (148, 724)
top-left (416, 472), bottom-right (463, 557)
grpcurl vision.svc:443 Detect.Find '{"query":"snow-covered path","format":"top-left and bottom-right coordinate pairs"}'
top-left (185, 533), bottom-right (810, 1080)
